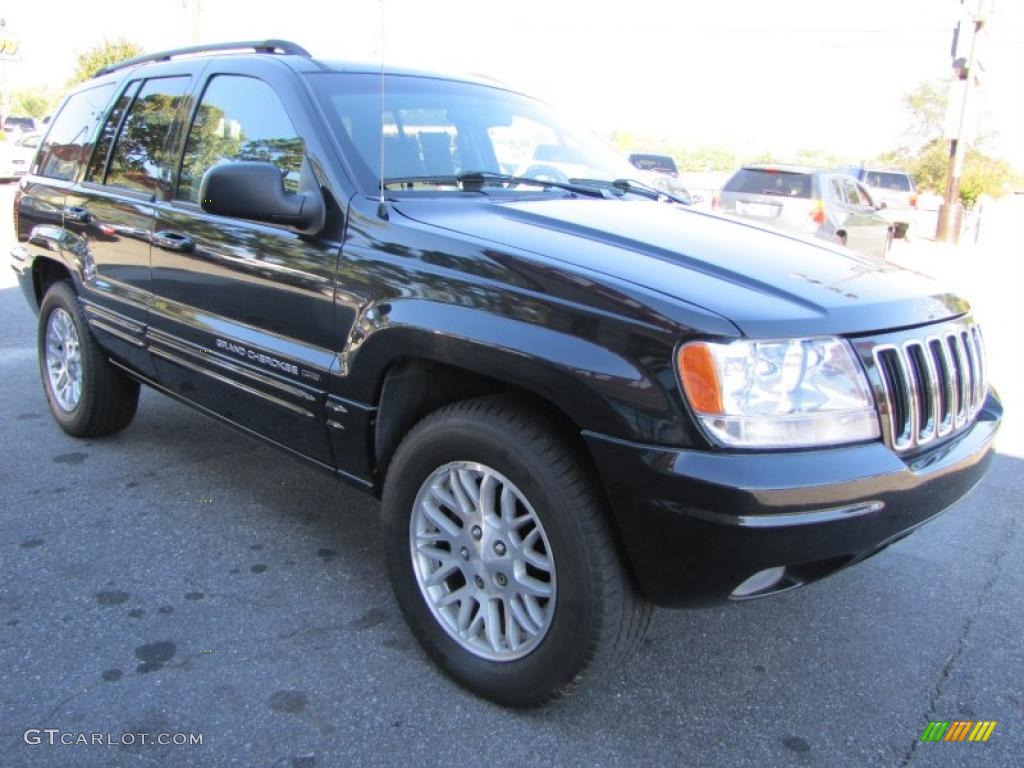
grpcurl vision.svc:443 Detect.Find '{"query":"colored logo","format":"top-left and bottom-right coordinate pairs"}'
top-left (921, 720), bottom-right (997, 742)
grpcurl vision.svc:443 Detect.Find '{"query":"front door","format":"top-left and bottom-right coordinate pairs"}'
top-left (149, 69), bottom-right (341, 466)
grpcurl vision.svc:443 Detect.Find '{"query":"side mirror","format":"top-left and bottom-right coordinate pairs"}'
top-left (876, 201), bottom-right (887, 210)
top-left (199, 161), bottom-right (325, 234)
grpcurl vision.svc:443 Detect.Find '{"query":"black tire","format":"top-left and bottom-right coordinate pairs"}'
top-left (37, 281), bottom-right (140, 437)
top-left (382, 395), bottom-right (652, 706)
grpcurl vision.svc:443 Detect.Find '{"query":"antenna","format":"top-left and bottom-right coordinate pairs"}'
top-left (376, 0), bottom-right (388, 220)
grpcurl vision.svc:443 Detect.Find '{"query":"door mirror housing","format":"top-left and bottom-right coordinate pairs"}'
top-left (199, 161), bottom-right (325, 234)
top-left (876, 200), bottom-right (888, 210)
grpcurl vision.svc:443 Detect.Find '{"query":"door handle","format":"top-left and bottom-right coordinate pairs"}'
top-left (63, 206), bottom-right (90, 223)
top-left (152, 230), bottom-right (194, 253)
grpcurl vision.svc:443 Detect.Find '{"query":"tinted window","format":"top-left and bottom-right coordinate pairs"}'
top-left (307, 72), bottom-right (637, 193)
top-left (86, 80), bottom-right (141, 183)
top-left (177, 75), bottom-right (303, 203)
top-left (106, 77), bottom-right (190, 194)
top-left (630, 154), bottom-right (678, 173)
top-left (723, 169), bottom-right (812, 198)
top-left (863, 171), bottom-right (912, 191)
top-left (855, 182), bottom-right (875, 207)
top-left (35, 83), bottom-right (116, 180)
top-left (843, 178), bottom-right (865, 206)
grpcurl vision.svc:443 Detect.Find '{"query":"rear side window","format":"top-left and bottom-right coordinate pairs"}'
top-left (105, 76), bottom-right (190, 195)
top-left (34, 83), bottom-right (116, 181)
top-left (176, 75), bottom-right (304, 203)
top-left (85, 81), bottom-right (141, 183)
top-left (723, 169), bottom-right (811, 198)
top-left (863, 171), bottom-right (912, 191)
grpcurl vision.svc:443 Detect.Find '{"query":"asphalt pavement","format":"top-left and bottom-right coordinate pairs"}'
top-left (1, 185), bottom-right (1021, 767)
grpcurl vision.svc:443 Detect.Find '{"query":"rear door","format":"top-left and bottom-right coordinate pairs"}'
top-left (149, 61), bottom-right (342, 467)
top-left (840, 178), bottom-right (887, 256)
top-left (17, 82), bottom-right (117, 297)
top-left (62, 72), bottom-right (194, 376)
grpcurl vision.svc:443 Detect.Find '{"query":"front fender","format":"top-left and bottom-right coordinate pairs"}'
top-left (345, 298), bottom-right (697, 447)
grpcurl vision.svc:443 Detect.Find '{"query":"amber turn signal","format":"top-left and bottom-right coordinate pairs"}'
top-left (678, 343), bottom-right (724, 415)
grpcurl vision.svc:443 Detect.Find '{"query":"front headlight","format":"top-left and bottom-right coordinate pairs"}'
top-left (678, 336), bottom-right (880, 449)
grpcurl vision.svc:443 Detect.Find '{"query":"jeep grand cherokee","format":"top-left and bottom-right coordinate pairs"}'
top-left (9, 40), bottom-right (1001, 707)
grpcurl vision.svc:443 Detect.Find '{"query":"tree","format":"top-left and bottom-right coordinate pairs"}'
top-left (66, 39), bottom-right (143, 89)
top-left (902, 79), bottom-right (948, 149)
top-left (12, 87), bottom-right (58, 119)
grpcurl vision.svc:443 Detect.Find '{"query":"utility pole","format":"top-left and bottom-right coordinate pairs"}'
top-left (188, 0), bottom-right (202, 44)
top-left (936, 0), bottom-right (988, 243)
top-left (0, 19), bottom-right (11, 127)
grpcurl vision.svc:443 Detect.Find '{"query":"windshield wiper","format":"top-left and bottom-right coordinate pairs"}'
top-left (457, 171), bottom-right (605, 198)
top-left (570, 177), bottom-right (690, 205)
top-left (381, 172), bottom-right (605, 198)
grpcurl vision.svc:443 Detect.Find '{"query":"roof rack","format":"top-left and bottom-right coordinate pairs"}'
top-left (92, 39), bottom-right (311, 78)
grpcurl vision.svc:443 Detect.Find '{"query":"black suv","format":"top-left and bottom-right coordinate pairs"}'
top-left (10, 40), bottom-right (1001, 707)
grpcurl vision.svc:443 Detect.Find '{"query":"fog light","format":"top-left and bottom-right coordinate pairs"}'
top-left (731, 566), bottom-right (786, 599)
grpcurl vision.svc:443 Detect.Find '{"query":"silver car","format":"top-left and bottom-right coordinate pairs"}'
top-left (843, 167), bottom-right (917, 239)
top-left (716, 164), bottom-right (894, 258)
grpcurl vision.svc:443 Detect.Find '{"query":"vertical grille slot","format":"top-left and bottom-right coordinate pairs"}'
top-left (906, 342), bottom-right (937, 443)
top-left (929, 337), bottom-right (954, 436)
top-left (970, 325), bottom-right (986, 410)
top-left (875, 347), bottom-right (912, 449)
top-left (946, 333), bottom-right (968, 427)
top-left (961, 329), bottom-right (978, 414)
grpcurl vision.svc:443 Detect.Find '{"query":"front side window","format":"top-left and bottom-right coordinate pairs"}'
top-left (105, 76), bottom-right (190, 195)
top-left (35, 83), bottom-right (116, 180)
top-left (177, 75), bottom-right (304, 203)
top-left (843, 179), bottom-right (864, 207)
top-left (855, 182), bottom-right (875, 207)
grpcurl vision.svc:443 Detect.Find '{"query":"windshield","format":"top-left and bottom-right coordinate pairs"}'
top-left (723, 169), bottom-right (813, 198)
top-left (863, 171), bottom-right (912, 191)
top-left (306, 72), bottom-right (640, 194)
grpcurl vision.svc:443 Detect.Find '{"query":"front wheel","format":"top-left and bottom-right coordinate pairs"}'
top-left (382, 396), bottom-right (652, 706)
top-left (37, 281), bottom-right (140, 437)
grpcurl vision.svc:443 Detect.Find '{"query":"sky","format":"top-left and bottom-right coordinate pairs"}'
top-left (3, 0), bottom-right (1022, 167)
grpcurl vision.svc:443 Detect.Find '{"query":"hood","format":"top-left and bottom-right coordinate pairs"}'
top-left (392, 197), bottom-right (968, 337)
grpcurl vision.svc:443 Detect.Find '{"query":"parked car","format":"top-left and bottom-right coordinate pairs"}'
top-left (0, 132), bottom-right (41, 181)
top-left (636, 168), bottom-right (698, 204)
top-left (628, 152), bottom-right (679, 177)
top-left (843, 166), bottom-right (917, 238)
top-left (716, 164), bottom-right (894, 258)
top-left (3, 116), bottom-right (39, 133)
top-left (10, 41), bottom-right (1000, 707)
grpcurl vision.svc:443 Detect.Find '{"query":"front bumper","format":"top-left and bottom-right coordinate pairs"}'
top-left (585, 392), bottom-right (1002, 607)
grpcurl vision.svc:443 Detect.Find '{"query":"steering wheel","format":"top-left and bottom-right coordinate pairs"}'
top-left (520, 164), bottom-right (570, 184)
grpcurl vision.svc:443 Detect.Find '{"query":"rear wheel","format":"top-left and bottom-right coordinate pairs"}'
top-left (37, 281), bottom-right (140, 437)
top-left (382, 396), bottom-right (652, 706)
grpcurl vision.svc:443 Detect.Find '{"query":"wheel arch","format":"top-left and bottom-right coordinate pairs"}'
top-left (352, 302), bottom-right (681, 476)
top-left (31, 256), bottom-right (75, 308)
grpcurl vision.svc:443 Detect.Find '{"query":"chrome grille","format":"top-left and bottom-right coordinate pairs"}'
top-left (872, 321), bottom-right (986, 451)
